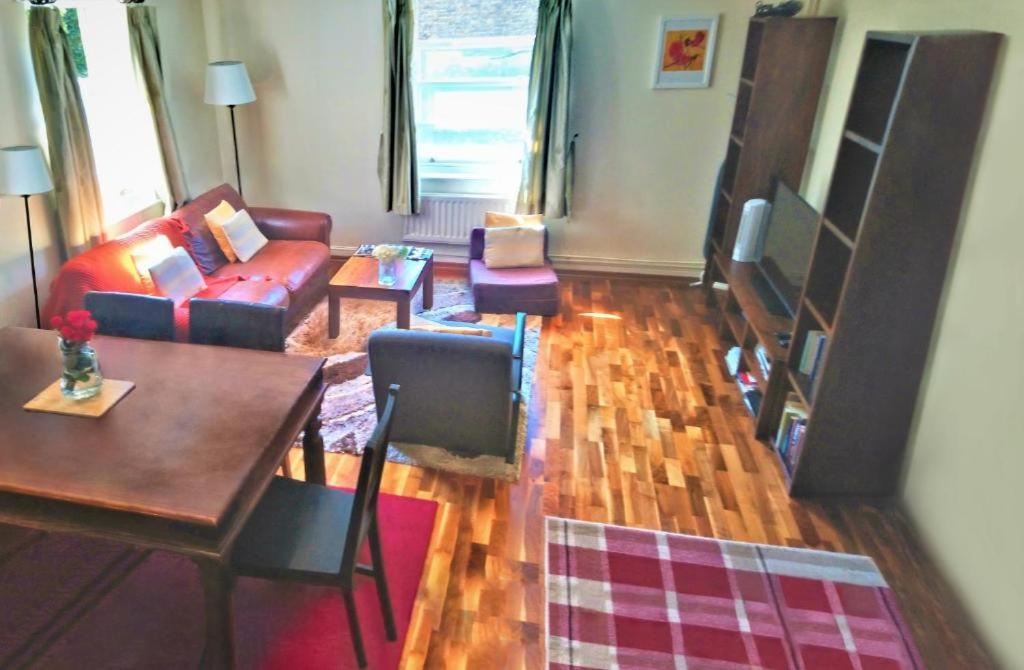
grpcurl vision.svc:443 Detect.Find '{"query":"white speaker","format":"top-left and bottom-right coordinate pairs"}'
top-left (732, 198), bottom-right (772, 262)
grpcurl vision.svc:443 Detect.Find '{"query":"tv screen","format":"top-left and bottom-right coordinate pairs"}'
top-left (757, 180), bottom-right (820, 316)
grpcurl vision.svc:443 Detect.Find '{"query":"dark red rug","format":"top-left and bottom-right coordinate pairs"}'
top-left (0, 491), bottom-right (437, 669)
top-left (547, 517), bottom-right (925, 670)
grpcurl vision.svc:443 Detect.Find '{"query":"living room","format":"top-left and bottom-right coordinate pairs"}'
top-left (0, 0), bottom-right (1020, 668)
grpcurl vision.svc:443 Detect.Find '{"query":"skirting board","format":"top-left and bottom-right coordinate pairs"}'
top-left (331, 246), bottom-right (703, 279)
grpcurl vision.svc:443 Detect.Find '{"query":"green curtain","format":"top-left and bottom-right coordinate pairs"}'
top-left (127, 5), bottom-right (189, 211)
top-left (517, 0), bottom-right (574, 219)
top-left (28, 7), bottom-right (105, 259)
top-left (378, 0), bottom-right (419, 215)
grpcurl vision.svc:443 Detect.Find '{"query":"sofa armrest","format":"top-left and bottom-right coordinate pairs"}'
top-left (248, 207), bottom-right (332, 246)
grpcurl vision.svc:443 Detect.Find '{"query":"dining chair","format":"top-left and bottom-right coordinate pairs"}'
top-left (83, 291), bottom-right (175, 341)
top-left (229, 384), bottom-right (401, 668)
top-left (188, 297), bottom-right (293, 476)
top-left (187, 298), bottom-right (287, 352)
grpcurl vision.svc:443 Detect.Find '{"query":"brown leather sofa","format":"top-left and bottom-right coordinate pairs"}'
top-left (42, 184), bottom-right (332, 341)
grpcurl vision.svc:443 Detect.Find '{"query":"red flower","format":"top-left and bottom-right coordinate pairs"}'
top-left (52, 309), bottom-right (98, 343)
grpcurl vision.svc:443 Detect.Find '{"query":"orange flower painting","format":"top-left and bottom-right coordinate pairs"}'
top-left (662, 29), bottom-right (709, 72)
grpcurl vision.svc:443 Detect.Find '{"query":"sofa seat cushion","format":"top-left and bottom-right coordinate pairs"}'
top-left (211, 240), bottom-right (330, 295)
top-left (171, 278), bottom-right (290, 342)
top-left (469, 259), bottom-right (559, 317)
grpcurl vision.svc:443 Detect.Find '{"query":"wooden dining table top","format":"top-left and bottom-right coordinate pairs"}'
top-left (0, 327), bottom-right (325, 544)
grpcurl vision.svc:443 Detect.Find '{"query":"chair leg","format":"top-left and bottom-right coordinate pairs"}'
top-left (342, 589), bottom-right (368, 668)
top-left (368, 520), bottom-right (398, 641)
top-left (280, 451), bottom-right (293, 478)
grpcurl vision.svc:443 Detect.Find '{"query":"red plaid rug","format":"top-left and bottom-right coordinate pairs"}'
top-left (546, 517), bottom-right (924, 670)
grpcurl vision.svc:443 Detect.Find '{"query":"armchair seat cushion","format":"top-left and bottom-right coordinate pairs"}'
top-left (469, 259), bottom-right (559, 316)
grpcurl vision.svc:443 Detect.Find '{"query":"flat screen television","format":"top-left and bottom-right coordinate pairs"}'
top-left (756, 179), bottom-right (820, 316)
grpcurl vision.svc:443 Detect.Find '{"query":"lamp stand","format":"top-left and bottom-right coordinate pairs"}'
top-left (22, 194), bottom-right (41, 329)
top-left (229, 104), bottom-right (243, 198)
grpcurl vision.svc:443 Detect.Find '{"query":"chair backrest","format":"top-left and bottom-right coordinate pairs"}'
top-left (188, 298), bottom-right (286, 352)
top-left (368, 329), bottom-right (515, 458)
top-left (340, 384), bottom-right (400, 577)
top-left (84, 291), bottom-right (175, 341)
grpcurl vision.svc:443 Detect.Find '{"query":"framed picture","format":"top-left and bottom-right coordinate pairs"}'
top-left (653, 16), bottom-right (719, 89)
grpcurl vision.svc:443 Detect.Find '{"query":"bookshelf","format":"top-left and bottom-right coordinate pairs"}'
top-left (770, 31), bottom-right (1002, 496)
top-left (703, 16), bottom-right (836, 273)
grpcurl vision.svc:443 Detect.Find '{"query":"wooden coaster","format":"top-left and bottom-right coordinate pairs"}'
top-left (23, 380), bottom-right (136, 418)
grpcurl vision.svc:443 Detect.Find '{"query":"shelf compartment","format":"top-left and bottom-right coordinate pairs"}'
top-left (710, 190), bottom-right (731, 248)
top-left (722, 140), bottom-right (742, 199)
top-left (731, 83), bottom-right (752, 139)
top-left (846, 38), bottom-right (910, 145)
top-left (803, 226), bottom-right (852, 327)
top-left (741, 21), bottom-right (764, 81)
top-left (824, 137), bottom-right (878, 242)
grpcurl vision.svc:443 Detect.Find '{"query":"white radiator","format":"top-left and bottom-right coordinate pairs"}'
top-left (403, 195), bottom-right (511, 245)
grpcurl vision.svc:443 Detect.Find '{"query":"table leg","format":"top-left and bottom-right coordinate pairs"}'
top-left (196, 558), bottom-right (235, 670)
top-left (396, 296), bottom-right (411, 329)
top-left (302, 400), bottom-right (328, 486)
top-left (328, 294), bottom-right (341, 339)
top-left (423, 258), bottom-right (434, 311)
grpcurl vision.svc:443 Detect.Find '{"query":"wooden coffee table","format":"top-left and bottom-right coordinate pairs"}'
top-left (328, 254), bottom-right (434, 338)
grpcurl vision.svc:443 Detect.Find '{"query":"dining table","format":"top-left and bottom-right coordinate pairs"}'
top-left (0, 326), bottom-right (328, 668)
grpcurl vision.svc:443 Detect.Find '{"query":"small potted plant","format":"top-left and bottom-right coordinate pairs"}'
top-left (50, 310), bottom-right (103, 400)
top-left (372, 244), bottom-right (408, 286)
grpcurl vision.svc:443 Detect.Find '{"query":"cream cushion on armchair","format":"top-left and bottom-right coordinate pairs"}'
top-left (484, 211), bottom-right (544, 229)
top-left (483, 224), bottom-right (546, 269)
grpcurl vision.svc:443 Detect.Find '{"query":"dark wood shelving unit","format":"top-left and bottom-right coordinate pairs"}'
top-left (774, 31), bottom-right (1003, 497)
top-left (704, 16), bottom-right (836, 267)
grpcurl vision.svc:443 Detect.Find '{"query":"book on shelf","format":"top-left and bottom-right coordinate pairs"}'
top-left (785, 419), bottom-right (807, 470)
top-left (755, 344), bottom-right (771, 378)
top-left (743, 390), bottom-right (763, 416)
top-left (774, 393), bottom-right (808, 466)
top-left (798, 330), bottom-right (826, 374)
top-left (725, 346), bottom-right (743, 378)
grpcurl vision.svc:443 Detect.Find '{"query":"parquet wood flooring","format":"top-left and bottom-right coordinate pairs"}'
top-left (288, 271), bottom-right (996, 669)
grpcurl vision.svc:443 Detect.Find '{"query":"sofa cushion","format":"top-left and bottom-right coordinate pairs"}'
top-left (149, 247), bottom-right (207, 308)
top-left (221, 209), bottom-right (269, 262)
top-left (174, 184), bottom-right (247, 274)
top-left (204, 200), bottom-right (240, 262)
top-left (211, 240), bottom-right (330, 295)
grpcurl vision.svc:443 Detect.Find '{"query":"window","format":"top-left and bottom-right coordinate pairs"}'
top-left (414, 0), bottom-right (538, 197)
top-left (59, 6), bottom-right (165, 223)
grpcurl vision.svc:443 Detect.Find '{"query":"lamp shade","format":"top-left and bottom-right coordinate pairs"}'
top-left (204, 61), bottom-right (256, 106)
top-left (0, 146), bottom-right (53, 196)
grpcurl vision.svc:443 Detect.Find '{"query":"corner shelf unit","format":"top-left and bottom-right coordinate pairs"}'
top-left (773, 31), bottom-right (1002, 496)
top-left (704, 16), bottom-right (836, 270)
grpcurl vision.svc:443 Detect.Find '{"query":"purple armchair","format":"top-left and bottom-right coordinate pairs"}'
top-left (468, 228), bottom-right (560, 316)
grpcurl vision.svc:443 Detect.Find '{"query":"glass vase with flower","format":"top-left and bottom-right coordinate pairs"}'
top-left (50, 310), bottom-right (103, 400)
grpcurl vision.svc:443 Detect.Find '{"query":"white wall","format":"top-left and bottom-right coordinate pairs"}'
top-left (201, 0), bottom-right (407, 255)
top-left (0, 3), bottom-right (60, 327)
top-left (201, 0), bottom-right (749, 274)
top-left (802, 1), bottom-right (1024, 665)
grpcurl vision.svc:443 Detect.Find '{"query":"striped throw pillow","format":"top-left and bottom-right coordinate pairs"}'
top-left (220, 209), bottom-right (269, 262)
top-left (149, 247), bottom-right (208, 308)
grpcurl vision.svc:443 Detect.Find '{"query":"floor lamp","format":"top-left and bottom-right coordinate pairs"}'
top-left (205, 60), bottom-right (256, 198)
top-left (0, 146), bottom-right (54, 329)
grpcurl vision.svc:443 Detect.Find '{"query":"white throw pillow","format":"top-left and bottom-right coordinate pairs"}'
top-left (220, 209), bottom-right (269, 263)
top-left (149, 247), bottom-right (207, 308)
top-left (483, 224), bottom-right (546, 269)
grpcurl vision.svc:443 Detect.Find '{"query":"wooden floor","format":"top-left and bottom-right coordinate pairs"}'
top-left (289, 272), bottom-right (996, 669)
